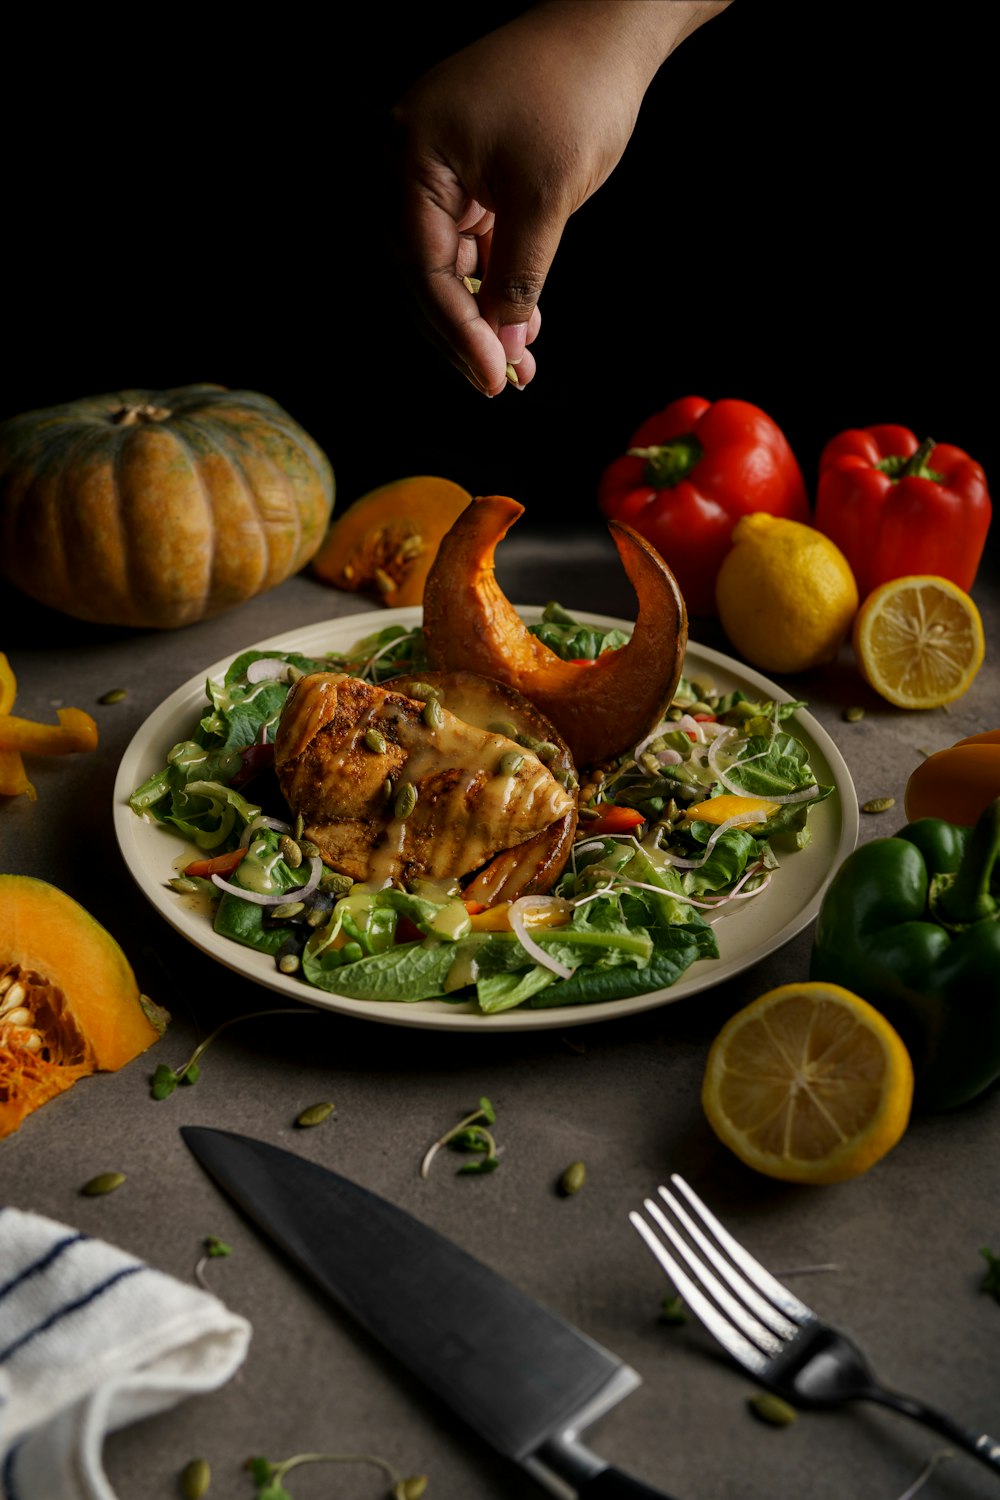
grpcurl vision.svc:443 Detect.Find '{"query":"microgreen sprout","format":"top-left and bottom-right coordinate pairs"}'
top-left (894, 1448), bottom-right (953, 1500)
top-left (247, 1451), bottom-right (428, 1499)
top-left (420, 1097), bottom-right (498, 1178)
top-left (150, 1008), bottom-right (319, 1099)
top-left (659, 1293), bottom-right (687, 1326)
top-left (194, 1235), bottom-right (233, 1291)
top-left (980, 1246), bottom-right (1000, 1302)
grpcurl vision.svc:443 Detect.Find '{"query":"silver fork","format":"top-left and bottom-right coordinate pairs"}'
top-left (630, 1174), bottom-right (1000, 1478)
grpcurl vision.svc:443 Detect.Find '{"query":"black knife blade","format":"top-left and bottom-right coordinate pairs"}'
top-left (181, 1126), bottom-right (677, 1499)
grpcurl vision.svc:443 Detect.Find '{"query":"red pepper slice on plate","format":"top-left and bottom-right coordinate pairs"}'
top-left (585, 805), bottom-right (647, 836)
top-left (814, 424), bottom-right (991, 599)
top-left (597, 396), bottom-right (809, 616)
top-left (183, 847), bottom-right (248, 879)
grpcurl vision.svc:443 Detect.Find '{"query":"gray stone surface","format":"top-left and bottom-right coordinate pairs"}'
top-left (2, 531), bottom-right (999, 1500)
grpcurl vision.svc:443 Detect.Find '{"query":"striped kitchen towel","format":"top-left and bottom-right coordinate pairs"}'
top-left (0, 1205), bottom-right (251, 1500)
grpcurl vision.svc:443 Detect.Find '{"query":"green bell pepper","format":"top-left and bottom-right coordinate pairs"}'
top-left (810, 796), bottom-right (1000, 1112)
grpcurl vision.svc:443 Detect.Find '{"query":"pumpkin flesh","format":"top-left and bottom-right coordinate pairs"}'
top-left (311, 475), bottom-right (472, 607)
top-left (0, 875), bottom-right (168, 1137)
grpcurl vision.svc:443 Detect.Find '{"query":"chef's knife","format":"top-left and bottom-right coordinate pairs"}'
top-left (181, 1127), bottom-right (677, 1499)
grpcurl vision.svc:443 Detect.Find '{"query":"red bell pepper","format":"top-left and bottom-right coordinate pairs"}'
top-left (584, 805), bottom-right (647, 836)
top-left (814, 425), bottom-right (991, 600)
top-left (597, 396), bottom-right (809, 616)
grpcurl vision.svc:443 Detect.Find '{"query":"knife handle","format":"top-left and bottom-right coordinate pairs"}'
top-left (578, 1467), bottom-right (680, 1499)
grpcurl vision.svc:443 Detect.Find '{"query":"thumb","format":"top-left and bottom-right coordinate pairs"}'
top-left (476, 207), bottom-right (565, 362)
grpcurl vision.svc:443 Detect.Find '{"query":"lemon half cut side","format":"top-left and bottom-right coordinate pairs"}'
top-left (702, 981), bottom-right (914, 1185)
top-left (852, 574), bottom-right (985, 710)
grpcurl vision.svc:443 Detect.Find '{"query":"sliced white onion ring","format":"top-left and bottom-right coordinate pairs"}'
top-left (212, 855), bottom-right (323, 906)
top-left (245, 657), bottom-right (295, 684)
top-left (657, 809), bottom-right (769, 869)
top-left (508, 895), bottom-right (575, 980)
top-left (707, 728), bottom-right (820, 805)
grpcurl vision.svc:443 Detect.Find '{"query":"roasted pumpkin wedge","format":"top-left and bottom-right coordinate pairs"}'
top-left (422, 496), bottom-right (688, 768)
top-left (0, 876), bottom-right (168, 1137)
top-left (388, 669), bottom-right (578, 905)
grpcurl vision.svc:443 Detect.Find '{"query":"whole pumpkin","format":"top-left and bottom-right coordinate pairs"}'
top-left (0, 384), bottom-right (335, 628)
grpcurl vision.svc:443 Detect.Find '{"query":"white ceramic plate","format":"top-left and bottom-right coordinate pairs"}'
top-left (113, 607), bottom-right (859, 1032)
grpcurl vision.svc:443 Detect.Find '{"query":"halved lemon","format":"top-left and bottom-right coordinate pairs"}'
top-left (851, 574), bottom-right (984, 709)
top-left (702, 982), bottom-right (914, 1184)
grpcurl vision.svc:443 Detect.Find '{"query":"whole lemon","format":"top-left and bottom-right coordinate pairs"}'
top-left (715, 514), bottom-right (859, 673)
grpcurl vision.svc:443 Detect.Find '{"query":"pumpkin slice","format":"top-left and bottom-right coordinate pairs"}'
top-left (389, 669), bottom-right (578, 905)
top-left (0, 876), bottom-right (168, 1137)
top-left (311, 475), bottom-right (472, 607)
top-left (422, 496), bottom-right (689, 768)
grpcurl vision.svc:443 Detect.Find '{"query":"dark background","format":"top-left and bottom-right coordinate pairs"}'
top-left (3, 2), bottom-right (994, 554)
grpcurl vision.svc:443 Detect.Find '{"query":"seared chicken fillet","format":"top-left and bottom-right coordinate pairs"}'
top-left (274, 673), bottom-right (575, 887)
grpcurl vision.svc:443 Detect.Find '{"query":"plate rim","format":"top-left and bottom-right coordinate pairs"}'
top-left (112, 605), bottom-right (859, 1032)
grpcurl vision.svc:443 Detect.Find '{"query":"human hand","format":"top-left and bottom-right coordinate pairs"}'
top-left (387, 1), bottom-right (731, 397)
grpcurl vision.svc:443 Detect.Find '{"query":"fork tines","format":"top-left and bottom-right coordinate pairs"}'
top-left (629, 1174), bottom-right (817, 1376)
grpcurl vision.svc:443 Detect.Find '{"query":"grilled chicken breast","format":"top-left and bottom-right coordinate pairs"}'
top-left (274, 672), bottom-right (575, 888)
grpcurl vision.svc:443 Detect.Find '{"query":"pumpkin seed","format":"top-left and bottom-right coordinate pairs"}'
top-left (321, 870), bottom-right (354, 895)
top-left (505, 363), bottom-right (519, 386)
top-left (277, 953), bottom-right (301, 975)
top-left (179, 1457), bottom-right (212, 1499)
top-left (667, 705), bottom-right (684, 721)
top-left (395, 1478), bottom-right (429, 1500)
top-left (82, 1171), bottom-right (126, 1196)
top-left (398, 533), bottom-right (425, 561)
top-left (558, 1160), bottom-right (586, 1196)
top-left (364, 728), bottom-right (388, 754)
top-left (98, 688), bottom-right (127, 705)
top-left (843, 705), bottom-right (866, 722)
top-left (169, 876), bottom-right (201, 894)
top-left (747, 1392), bottom-right (798, 1427)
top-left (0, 979), bottom-right (26, 1013)
top-left (271, 901), bottom-right (305, 920)
top-left (862, 796), bottom-right (896, 814)
top-left (395, 783), bottom-right (418, 820)
top-left (406, 682), bottom-right (440, 702)
top-left (286, 665), bottom-right (305, 684)
top-left (374, 566), bottom-right (397, 596)
top-left (488, 719), bottom-right (519, 737)
top-left (497, 750), bottom-right (524, 776)
top-left (298, 839), bottom-right (320, 858)
top-left (423, 697), bottom-right (445, 730)
top-left (295, 1101), bottom-right (335, 1128)
top-left (463, 275), bottom-right (482, 294)
top-left (293, 813), bottom-right (305, 841)
top-left (279, 835), bottom-right (303, 868)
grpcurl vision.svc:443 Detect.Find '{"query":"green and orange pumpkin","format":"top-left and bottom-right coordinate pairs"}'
top-left (0, 384), bottom-right (334, 629)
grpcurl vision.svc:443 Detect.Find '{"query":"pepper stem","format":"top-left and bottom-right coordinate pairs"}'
top-left (876, 437), bottom-right (945, 484)
top-left (627, 435), bottom-right (703, 488)
top-left (936, 797), bottom-right (1000, 926)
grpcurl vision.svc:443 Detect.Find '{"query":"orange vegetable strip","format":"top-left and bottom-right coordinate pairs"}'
top-left (0, 706), bottom-right (99, 755)
top-left (0, 750), bottom-right (36, 800)
top-left (0, 653), bottom-right (16, 716)
top-left (183, 847), bottom-right (249, 879)
top-left (586, 805), bottom-right (647, 835)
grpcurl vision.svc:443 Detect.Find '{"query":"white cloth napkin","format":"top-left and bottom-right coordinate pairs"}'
top-left (0, 1205), bottom-right (252, 1500)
